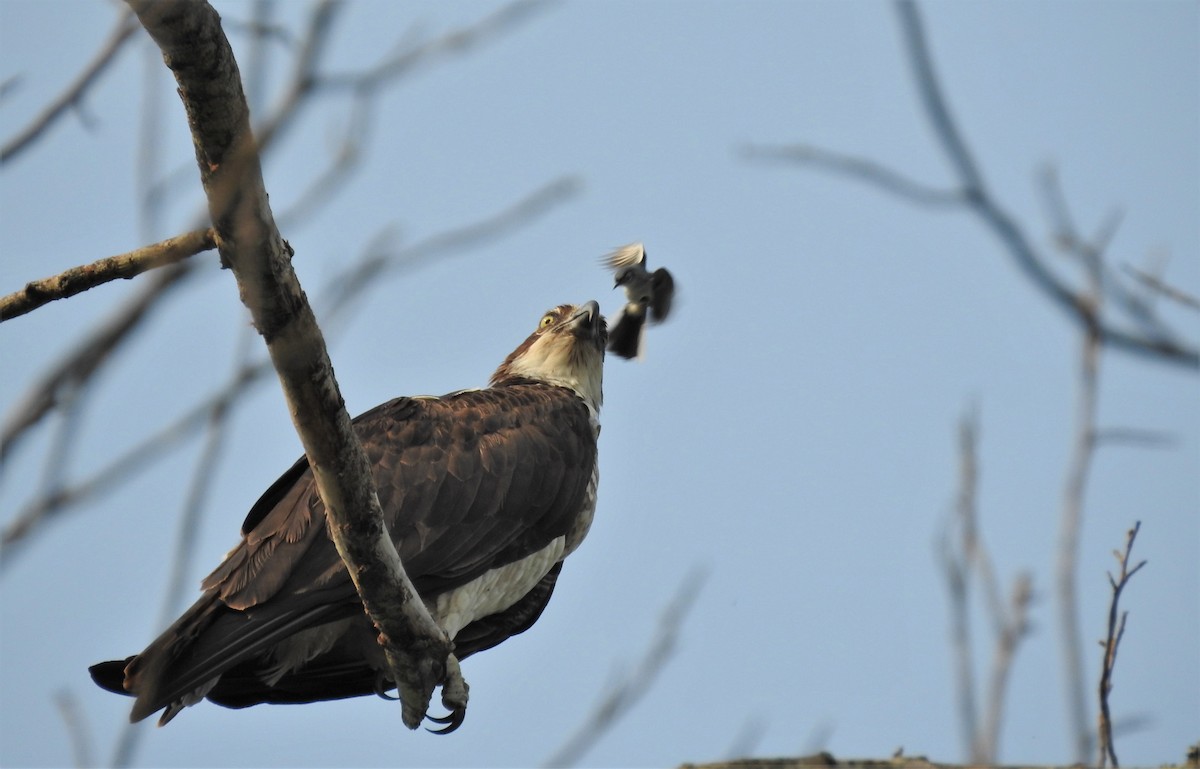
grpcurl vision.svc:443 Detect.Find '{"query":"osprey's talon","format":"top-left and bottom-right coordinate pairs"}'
top-left (426, 653), bottom-right (469, 734)
top-left (425, 707), bottom-right (465, 734)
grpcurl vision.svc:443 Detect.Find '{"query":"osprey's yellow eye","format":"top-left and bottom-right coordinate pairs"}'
top-left (539, 314), bottom-right (555, 329)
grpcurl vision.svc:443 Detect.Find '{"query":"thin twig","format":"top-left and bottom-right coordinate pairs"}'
top-left (315, 0), bottom-right (553, 93)
top-left (112, 323), bottom-right (257, 768)
top-left (745, 0), bottom-right (1199, 370)
top-left (250, 0), bottom-right (343, 152)
top-left (0, 75), bottom-right (22, 102)
top-left (740, 143), bottom-right (965, 207)
top-left (1122, 264), bottom-right (1200, 311)
top-left (0, 263), bottom-right (194, 471)
top-left (1039, 166), bottom-right (1167, 343)
top-left (53, 689), bottom-right (95, 769)
top-left (978, 572), bottom-right (1032, 764)
top-left (136, 41), bottom-right (166, 243)
top-left (0, 229), bottom-right (216, 322)
top-left (894, 0), bottom-right (1196, 370)
top-left (318, 175), bottom-right (582, 326)
top-left (0, 358), bottom-right (264, 567)
top-left (1052, 156), bottom-right (1120, 764)
top-left (939, 408), bottom-right (1032, 764)
top-left (543, 567), bottom-right (708, 768)
top-left (1, 9), bottom-right (139, 163)
top-left (273, 96), bottom-right (370, 231)
top-left (1092, 427), bottom-right (1176, 449)
top-left (1097, 521), bottom-right (1147, 769)
top-left (940, 411), bottom-right (981, 761)
top-left (1056, 323), bottom-right (1101, 764)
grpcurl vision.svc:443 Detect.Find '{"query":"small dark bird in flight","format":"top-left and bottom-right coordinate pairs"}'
top-left (601, 242), bottom-right (675, 360)
top-left (90, 302), bottom-right (607, 733)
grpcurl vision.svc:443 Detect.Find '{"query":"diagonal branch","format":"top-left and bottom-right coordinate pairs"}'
top-left (314, 0), bottom-right (553, 93)
top-left (126, 0), bottom-right (455, 729)
top-left (745, 0), bottom-right (1198, 371)
top-left (1, 9), bottom-right (139, 163)
top-left (544, 567), bottom-right (708, 768)
top-left (0, 175), bottom-right (578, 562)
top-left (0, 264), bottom-right (192, 471)
top-left (1122, 264), bottom-right (1200, 311)
top-left (892, 0), bottom-right (1196, 371)
top-left (740, 144), bottom-right (964, 208)
top-left (0, 229), bottom-right (216, 322)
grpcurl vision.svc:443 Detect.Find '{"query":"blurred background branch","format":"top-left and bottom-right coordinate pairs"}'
top-left (939, 408), bottom-right (1033, 765)
top-left (744, 0), bottom-right (1198, 373)
top-left (543, 566), bottom-right (708, 768)
top-left (0, 8), bottom-right (138, 163)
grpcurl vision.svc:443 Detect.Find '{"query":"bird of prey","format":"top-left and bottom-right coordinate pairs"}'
top-left (601, 242), bottom-right (675, 360)
top-left (90, 301), bottom-right (607, 732)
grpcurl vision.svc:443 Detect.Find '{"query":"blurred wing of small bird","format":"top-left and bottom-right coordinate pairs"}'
top-left (601, 242), bottom-right (676, 360)
top-left (89, 302), bottom-right (608, 733)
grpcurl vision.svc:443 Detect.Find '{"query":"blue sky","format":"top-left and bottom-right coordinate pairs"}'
top-left (1, 2), bottom-right (1197, 767)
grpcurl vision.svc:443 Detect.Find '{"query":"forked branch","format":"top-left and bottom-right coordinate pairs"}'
top-left (1097, 521), bottom-right (1147, 769)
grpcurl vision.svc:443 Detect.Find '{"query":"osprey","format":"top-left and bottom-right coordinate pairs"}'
top-left (90, 302), bottom-right (606, 732)
top-left (602, 242), bottom-right (675, 360)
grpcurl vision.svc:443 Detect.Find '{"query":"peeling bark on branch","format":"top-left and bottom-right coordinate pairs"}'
top-left (125, 0), bottom-right (456, 729)
top-left (0, 229), bottom-right (215, 322)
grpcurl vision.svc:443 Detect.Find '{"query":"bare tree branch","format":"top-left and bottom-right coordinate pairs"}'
top-left (979, 573), bottom-right (1032, 764)
top-left (318, 175), bottom-right (581, 325)
top-left (0, 355), bottom-right (262, 567)
top-left (53, 689), bottom-right (95, 769)
top-left (0, 75), bottom-right (21, 102)
top-left (110, 324), bottom-right (257, 768)
top-left (544, 566), bottom-right (708, 768)
top-left (740, 143), bottom-right (964, 207)
top-left (0, 264), bottom-right (192, 472)
top-left (892, 0), bottom-right (1197, 371)
top-left (746, 13), bottom-right (1190, 755)
top-left (1, 8), bottom-right (139, 163)
top-left (1122, 264), bottom-right (1200, 312)
top-left (940, 408), bottom-right (1034, 764)
top-left (1052, 161), bottom-right (1113, 766)
top-left (1092, 427), bottom-right (1177, 449)
top-left (745, 0), bottom-right (1199, 371)
top-left (5, 0), bottom-right (556, 458)
top-left (940, 412), bottom-right (981, 761)
top-left (1038, 166), bottom-right (1169, 344)
top-left (314, 0), bottom-right (554, 93)
top-left (137, 40), bottom-right (167, 242)
top-left (0, 229), bottom-right (216, 322)
top-left (1097, 522), bottom-right (1147, 769)
top-left (126, 0), bottom-right (458, 728)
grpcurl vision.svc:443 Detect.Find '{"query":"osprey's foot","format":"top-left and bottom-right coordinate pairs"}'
top-left (425, 654), bottom-right (469, 734)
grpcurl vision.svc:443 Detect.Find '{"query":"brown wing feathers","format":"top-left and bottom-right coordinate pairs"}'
top-left (103, 383), bottom-right (596, 722)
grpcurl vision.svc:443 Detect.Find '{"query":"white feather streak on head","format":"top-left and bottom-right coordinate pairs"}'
top-left (600, 242), bottom-right (646, 271)
top-left (491, 303), bottom-right (605, 415)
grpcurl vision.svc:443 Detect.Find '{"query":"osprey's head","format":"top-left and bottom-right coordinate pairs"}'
top-left (490, 301), bottom-right (607, 413)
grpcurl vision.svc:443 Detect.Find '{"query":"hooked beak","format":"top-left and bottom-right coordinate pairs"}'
top-left (567, 300), bottom-right (603, 342)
